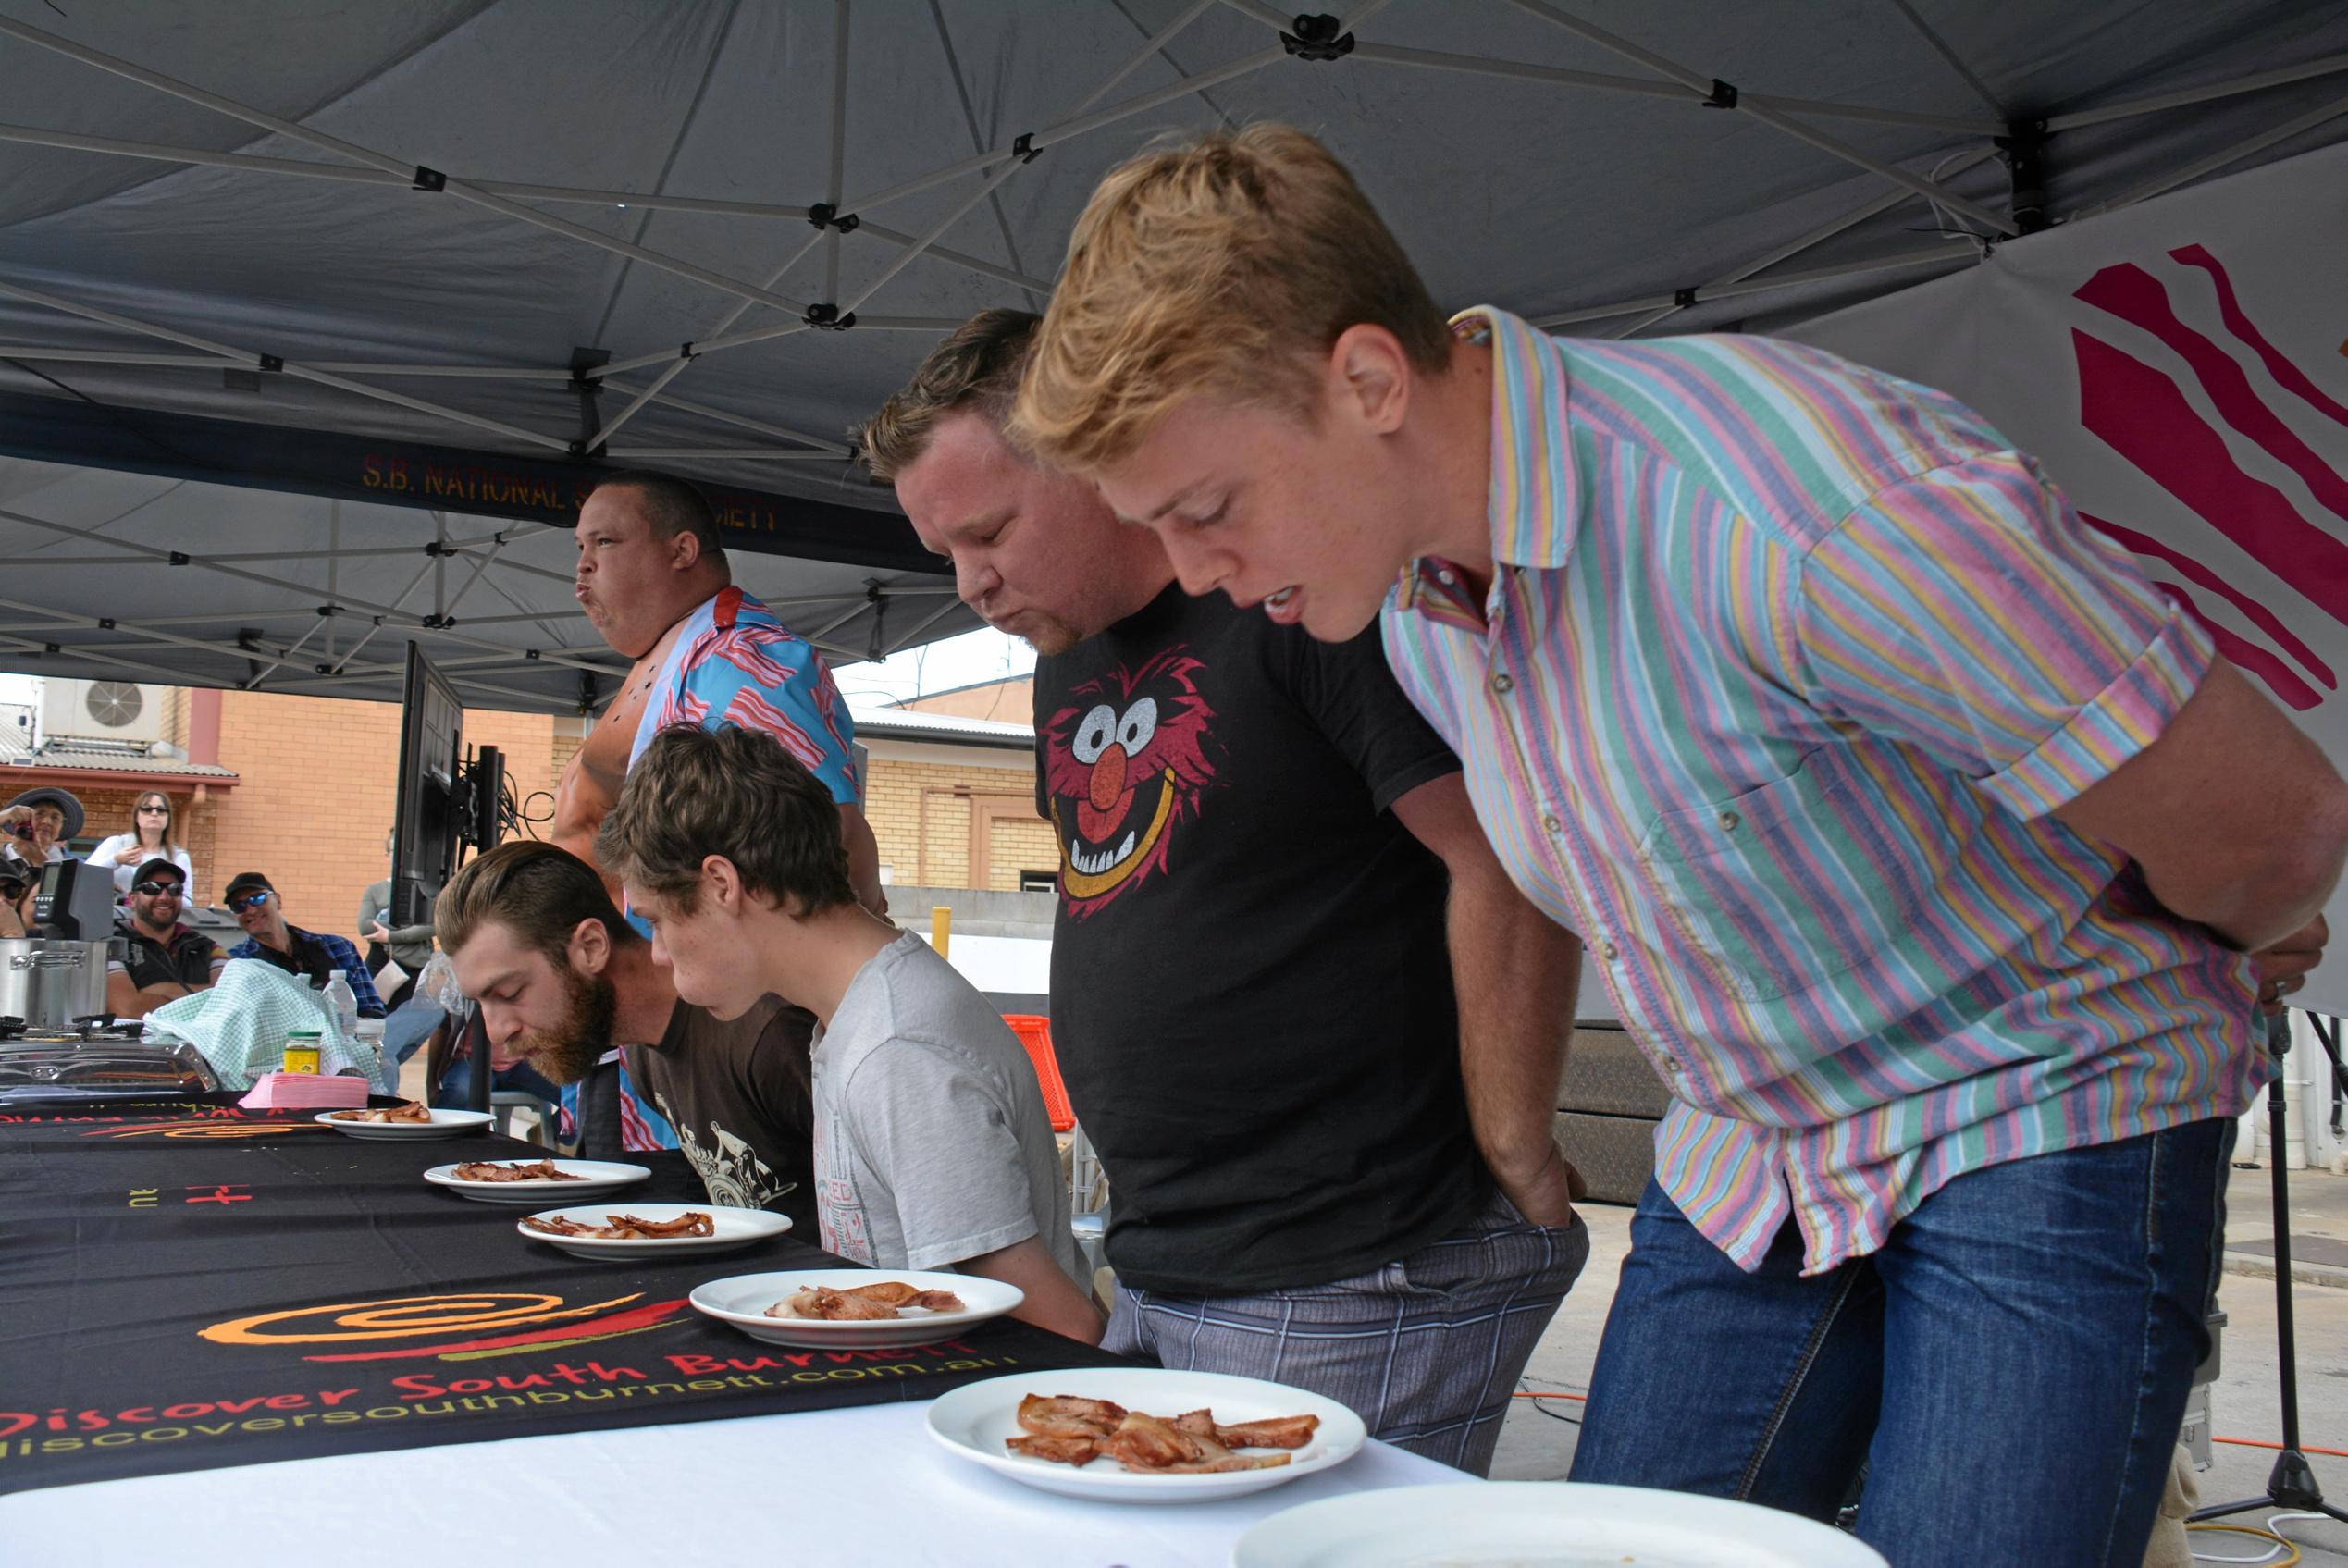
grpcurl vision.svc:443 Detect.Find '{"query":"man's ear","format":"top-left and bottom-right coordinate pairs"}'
top-left (669, 527), bottom-right (703, 574)
top-left (568, 916), bottom-right (612, 977)
top-left (1328, 323), bottom-right (1412, 437)
top-left (701, 855), bottom-right (744, 915)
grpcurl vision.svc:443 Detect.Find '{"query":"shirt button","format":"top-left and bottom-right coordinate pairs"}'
top-left (1601, 942), bottom-right (1619, 962)
top-left (1662, 1055), bottom-right (1682, 1074)
top-left (1542, 814), bottom-right (1562, 834)
top-left (1490, 672), bottom-right (1515, 695)
top-left (1436, 568), bottom-right (1456, 586)
top-left (1719, 811), bottom-right (1740, 832)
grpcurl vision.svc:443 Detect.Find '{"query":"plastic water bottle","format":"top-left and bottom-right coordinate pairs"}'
top-left (324, 973), bottom-right (359, 1044)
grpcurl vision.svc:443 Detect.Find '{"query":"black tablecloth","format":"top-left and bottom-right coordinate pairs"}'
top-left (0, 1095), bottom-right (1119, 1494)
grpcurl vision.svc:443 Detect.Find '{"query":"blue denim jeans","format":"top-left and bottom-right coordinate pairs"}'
top-left (1570, 1119), bottom-right (2230, 1567)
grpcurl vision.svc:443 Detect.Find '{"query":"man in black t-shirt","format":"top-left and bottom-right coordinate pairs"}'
top-left (435, 842), bottom-right (815, 1230)
top-left (865, 313), bottom-right (1589, 1475)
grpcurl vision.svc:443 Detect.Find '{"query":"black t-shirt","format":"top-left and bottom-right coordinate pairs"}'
top-left (1035, 584), bottom-right (1485, 1294)
top-left (624, 996), bottom-right (817, 1233)
top-left (109, 911), bottom-right (222, 991)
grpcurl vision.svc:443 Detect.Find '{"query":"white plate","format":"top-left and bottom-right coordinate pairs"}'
top-left (690, 1267), bottom-right (1024, 1349)
top-left (1232, 1481), bottom-right (1890, 1567)
top-left (925, 1367), bottom-right (1366, 1505)
top-left (313, 1107), bottom-right (495, 1141)
top-left (424, 1158), bottom-right (651, 1204)
top-left (516, 1201), bottom-right (791, 1259)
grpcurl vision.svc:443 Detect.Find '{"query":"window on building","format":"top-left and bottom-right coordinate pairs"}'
top-left (1019, 870), bottom-right (1057, 893)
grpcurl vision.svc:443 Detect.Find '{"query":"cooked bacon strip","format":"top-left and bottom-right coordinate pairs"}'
top-left (453, 1159), bottom-right (579, 1182)
top-left (771, 1282), bottom-right (970, 1321)
top-left (776, 1286), bottom-right (895, 1321)
top-left (1008, 1398), bottom-right (1313, 1471)
top-left (1104, 1411), bottom-right (1197, 1470)
top-left (522, 1215), bottom-right (592, 1236)
top-left (1212, 1414), bottom-right (1319, 1450)
top-left (1006, 1434), bottom-right (1100, 1465)
top-left (843, 1280), bottom-right (921, 1307)
top-left (524, 1210), bottom-right (713, 1240)
top-left (1154, 1451), bottom-right (1292, 1475)
top-left (1016, 1393), bottom-right (1129, 1438)
top-left (329, 1100), bottom-right (433, 1123)
top-left (605, 1211), bottom-right (713, 1238)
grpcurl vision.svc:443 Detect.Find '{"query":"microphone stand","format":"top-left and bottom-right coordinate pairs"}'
top-left (2191, 1007), bottom-right (2348, 1526)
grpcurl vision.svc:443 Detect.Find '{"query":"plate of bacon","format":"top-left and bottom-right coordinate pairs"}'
top-left (516, 1202), bottom-right (790, 1258)
top-left (315, 1103), bottom-right (494, 1141)
top-left (925, 1369), bottom-right (1366, 1503)
top-left (690, 1267), bottom-right (1025, 1349)
top-left (425, 1158), bottom-right (651, 1204)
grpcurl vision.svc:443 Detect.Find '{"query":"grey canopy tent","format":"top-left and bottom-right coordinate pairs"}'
top-left (2, 0), bottom-right (2345, 711)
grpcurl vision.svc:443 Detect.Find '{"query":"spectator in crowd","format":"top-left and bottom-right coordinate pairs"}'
top-left (86, 792), bottom-right (193, 895)
top-left (0, 856), bottom-right (35, 938)
top-left (543, 469), bottom-right (880, 1157)
top-left (863, 309), bottom-right (1586, 1470)
top-left (105, 858), bottom-right (223, 1019)
top-left (437, 840), bottom-right (815, 1228)
top-left (360, 836), bottom-right (435, 1010)
top-left (599, 723), bottom-right (1101, 1345)
top-left (2, 787), bottom-right (82, 867)
top-left (222, 871), bottom-right (385, 1017)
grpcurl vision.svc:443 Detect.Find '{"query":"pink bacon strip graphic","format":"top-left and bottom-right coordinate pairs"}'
top-left (2076, 263), bottom-right (2348, 531)
top-left (2082, 512), bottom-right (2334, 688)
top-left (2168, 244), bottom-right (2348, 433)
top-left (2072, 329), bottom-right (2348, 626)
top-left (2070, 246), bottom-right (2348, 711)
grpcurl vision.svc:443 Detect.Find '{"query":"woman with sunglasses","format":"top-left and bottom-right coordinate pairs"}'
top-left (86, 792), bottom-right (194, 896)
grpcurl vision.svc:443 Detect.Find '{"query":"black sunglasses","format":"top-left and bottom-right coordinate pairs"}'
top-left (132, 880), bottom-right (186, 898)
top-left (227, 891), bottom-right (272, 913)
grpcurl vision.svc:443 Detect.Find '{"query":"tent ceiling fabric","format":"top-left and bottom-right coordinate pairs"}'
top-left (3, 0), bottom-right (2346, 710)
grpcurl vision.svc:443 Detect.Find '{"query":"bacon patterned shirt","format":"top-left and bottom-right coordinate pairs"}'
top-left (561, 585), bottom-right (860, 1154)
top-left (1380, 305), bottom-right (2263, 1274)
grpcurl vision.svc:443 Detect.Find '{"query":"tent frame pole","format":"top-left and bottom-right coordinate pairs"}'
top-left (1496, 0), bottom-right (2020, 236)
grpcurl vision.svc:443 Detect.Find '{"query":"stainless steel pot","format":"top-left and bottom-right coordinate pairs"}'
top-left (0, 938), bottom-right (112, 1028)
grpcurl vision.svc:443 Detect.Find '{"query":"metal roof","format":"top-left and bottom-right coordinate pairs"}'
top-left (849, 701), bottom-right (1032, 749)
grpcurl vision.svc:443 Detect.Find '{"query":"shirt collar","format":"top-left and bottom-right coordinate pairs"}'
top-left (1394, 305), bottom-right (1580, 614)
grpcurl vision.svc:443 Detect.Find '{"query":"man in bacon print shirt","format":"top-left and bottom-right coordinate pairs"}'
top-left (546, 469), bottom-right (880, 1155)
top-left (1013, 125), bottom-right (2348, 1566)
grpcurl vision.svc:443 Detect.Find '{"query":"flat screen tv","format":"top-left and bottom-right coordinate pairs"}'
top-left (389, 643), bottom-right (500, 933)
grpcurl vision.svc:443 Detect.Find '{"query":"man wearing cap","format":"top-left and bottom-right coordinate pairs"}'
top-left (221, 872), bottom-right (385, 1017)
top-left (106, 858), bottom-right (226, 1019)
top-left (1, 786), bottom-right (85, 867)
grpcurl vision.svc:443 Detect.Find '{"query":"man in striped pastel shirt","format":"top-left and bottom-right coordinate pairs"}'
top-left (1010, 124), bottom-right (2348, 1563)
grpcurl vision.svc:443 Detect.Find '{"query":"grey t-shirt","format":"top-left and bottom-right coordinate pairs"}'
top-left (812, 932), bottom-right (1081, 1285)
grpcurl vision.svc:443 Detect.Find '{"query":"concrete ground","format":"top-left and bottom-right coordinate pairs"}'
top-left (1490, 1163), bottom-right (2348, 1563)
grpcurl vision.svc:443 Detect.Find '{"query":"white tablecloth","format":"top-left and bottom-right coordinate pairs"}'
top-left (0, 1399), bottom-right (1468, 1567)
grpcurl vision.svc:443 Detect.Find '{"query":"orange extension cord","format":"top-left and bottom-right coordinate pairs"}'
top-left (1510, 1393), bottom-right (2348, 1460)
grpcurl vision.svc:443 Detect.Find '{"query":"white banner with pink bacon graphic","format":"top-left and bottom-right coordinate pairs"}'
top-left (1793, 138), bottom-right (2348, 1012)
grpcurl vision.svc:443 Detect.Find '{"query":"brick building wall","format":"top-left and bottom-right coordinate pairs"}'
top-left (862, 748), bottom-right (1057, 892)
top-left (204, 691), bottom-right (560, 945)
top-left (59, 782), bottom-right (221, 893)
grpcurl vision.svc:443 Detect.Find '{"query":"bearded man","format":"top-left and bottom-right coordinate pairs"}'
top-left (436, 840), bottom-right (812, 1223)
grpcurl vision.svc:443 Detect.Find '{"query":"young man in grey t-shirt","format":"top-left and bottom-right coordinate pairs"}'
top-left (599, 722), bottom-right (1099, 1344)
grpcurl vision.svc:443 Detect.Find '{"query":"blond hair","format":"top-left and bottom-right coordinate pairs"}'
top-left (855, 309), bottom-right (1039, 482)
top-left (1013, 124), bottom-right (1451, 474)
